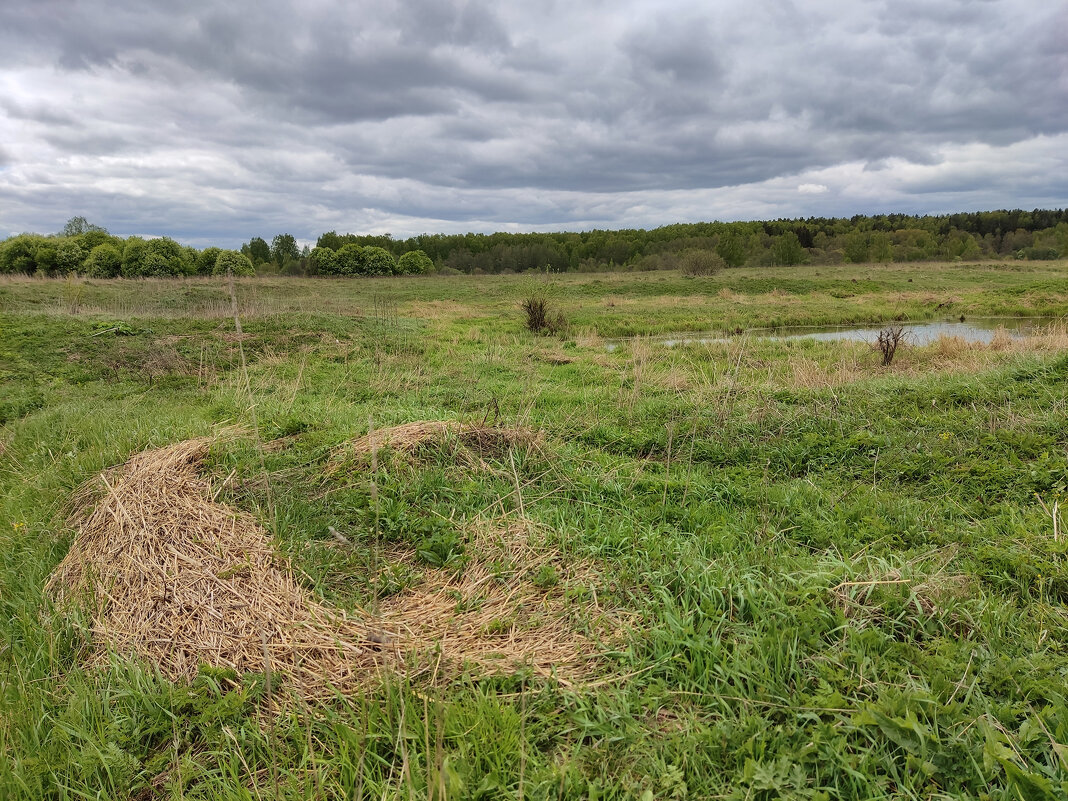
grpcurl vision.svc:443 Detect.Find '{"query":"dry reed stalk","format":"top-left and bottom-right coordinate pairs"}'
top-left (48, 437), bottom-right (608, 697)
top-left (1016, 320), bottom-right (1068, 351)
top-left (574, 327), bottom-right (603, 349)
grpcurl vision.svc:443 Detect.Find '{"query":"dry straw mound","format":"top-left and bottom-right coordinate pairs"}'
top-left (47, 439), bottom-right (386, 697)
top-left (341, 420), bottom-right (539, 461)
top-left (48, 437), bottom-right (606, 698)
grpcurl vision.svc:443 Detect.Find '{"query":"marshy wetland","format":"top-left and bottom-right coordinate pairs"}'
top-left (2, 259), bottom-right (1068, 798)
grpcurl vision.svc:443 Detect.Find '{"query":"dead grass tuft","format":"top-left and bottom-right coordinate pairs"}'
top-left (574, 326), bottom-right (603, 349)
top-left (933, 334), bottom-right (976, 359)
top-left (48, 437), bottom-right (606, 699)
top-left (376, 520), bottom-right (618, 683)
top-left (829, 552), bottom-right (975, 636)
top-left (333, 420), bottom-right (541, 468)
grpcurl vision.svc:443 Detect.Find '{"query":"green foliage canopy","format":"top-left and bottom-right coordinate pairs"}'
top-left (309, 246), bottom-right (338, 275)
top-left (243, 237), bottom-right (271, 265)
top-left (397, 249), bottom-right (433, 274)
top-left (213, 250), bottom-right (255, 277)
top-left (361, 246), bottom-right (396, 275)
top-left (334, 243), bottom-right (366, 276)
top-left (195, 247), bottom-right (222, 276)
top-left (271, 233), bottom-right (299, 268)
top-left (84, 244), bottom-right (122, 278)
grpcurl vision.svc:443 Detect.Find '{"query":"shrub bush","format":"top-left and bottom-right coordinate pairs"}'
top-left (679, 249), bottom-right (725, 276)
top-left (362, 246), bottom-right (397, 275)
top-left (397, 250), bottom-right (433, 274)
top-left (335, 243), bottom-right (365, 276)
top-left (309, 246), bottom-right (337, 275)
top-left (84, 244), bottom-right (123, 278)
top-left (195, 247), bottom-right (222, 276)
top-left (212, 250), bottom-right (256, 277)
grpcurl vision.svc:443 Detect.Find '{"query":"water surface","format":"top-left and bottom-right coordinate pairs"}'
top-left (606, 317), bottom-right (1058, 351)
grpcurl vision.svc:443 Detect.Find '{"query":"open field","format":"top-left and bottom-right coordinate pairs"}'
top-left (2, 261), bottom-right (1068, 799)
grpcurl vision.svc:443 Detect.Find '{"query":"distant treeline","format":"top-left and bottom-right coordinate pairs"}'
top-left (2, 209), bottom-right (1066, 278)
top-left (316, 209), bottom-right (1068, 273)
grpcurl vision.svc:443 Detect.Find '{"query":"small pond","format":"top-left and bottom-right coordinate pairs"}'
top-left (605, 317), bottom-right (1060, 351)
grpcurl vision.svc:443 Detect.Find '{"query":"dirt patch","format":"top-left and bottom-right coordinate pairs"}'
top-left (48, 437), bottom-right (608, 699)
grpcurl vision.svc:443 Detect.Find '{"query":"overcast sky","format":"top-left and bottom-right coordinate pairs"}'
top-left (1, 0), bottom-right (1066, 247)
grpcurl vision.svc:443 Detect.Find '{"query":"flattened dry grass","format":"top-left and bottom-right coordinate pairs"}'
top-left (47, 436), bottom-right (608, 699)
top-left (47, 438), bottom-right (387, 699)
top-left (375, 520), bottom-right (621, 684)
top-left (329, 420), bottom-right (541, 470)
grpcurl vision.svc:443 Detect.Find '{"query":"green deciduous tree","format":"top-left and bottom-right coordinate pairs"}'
top-left (75, 229), bottom-right (118, 253)
top-left (271, 233), bottom-right (300, 269)
top-left (309, 246), bottom-right (338, 275)
top-left (143, 237), bottom-right (190, 276)
top-left (715, 232), bottom-right (747, 267)
top-left (842, 232), bottom-right (870, 263)
top-left (61, 216), bottom-right (106, 237)
top-left (334, 243), bottom-right (365, 276)
top-left (770, 231), bottom-right (807, 265)
top-left (243, 237), bottom-right (271, 265)
top-left (55, 238), bottom-right (87, 274)
top-left (195, 247), bottom-right (222, 276)
top-left (0, 234), bottom-right (45, 274)
top-left (34, 242), bottom-right (59, 276)
top-left (121, 237), bottom-right (147, 277)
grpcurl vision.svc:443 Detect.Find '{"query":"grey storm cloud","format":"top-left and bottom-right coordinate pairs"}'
top-left (0, 0), bottom-right (1065, 245)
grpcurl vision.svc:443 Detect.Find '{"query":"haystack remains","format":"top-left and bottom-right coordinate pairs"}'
top-left (48, 434), bottom-right (607, 699)
top-left (330, 419), bottom-right (539, 469)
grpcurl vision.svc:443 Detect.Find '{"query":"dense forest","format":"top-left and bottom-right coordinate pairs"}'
top-left (2, 209), bottom-right (1067, 278)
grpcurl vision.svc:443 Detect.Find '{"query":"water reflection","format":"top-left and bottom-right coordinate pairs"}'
top-left (605, 317), bottom-right (1058, 351)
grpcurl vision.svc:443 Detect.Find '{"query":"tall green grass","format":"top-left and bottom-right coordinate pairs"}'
top-left (2, 265), bottom-right (1068, 798)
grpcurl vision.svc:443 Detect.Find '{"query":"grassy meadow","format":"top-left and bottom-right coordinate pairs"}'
top-left (2, 260), bottom-right (1068, 799)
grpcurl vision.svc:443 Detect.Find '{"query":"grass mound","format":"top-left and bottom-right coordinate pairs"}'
top-left (48, 437), bottom-right (604, 697)
top-left (343, 420), bottom-right (539, 460)
top-left (327, 420), bottom-right (542, 476)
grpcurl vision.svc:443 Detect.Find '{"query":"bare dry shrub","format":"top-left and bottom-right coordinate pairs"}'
top-left (679, 249), bottom-right (725, 276)
top-left (876, 326), bottom-right (906, 366)
top-left (522, 296), bottom-right (549, 332)
top-left (522, 295), bottom-right (567, 335)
